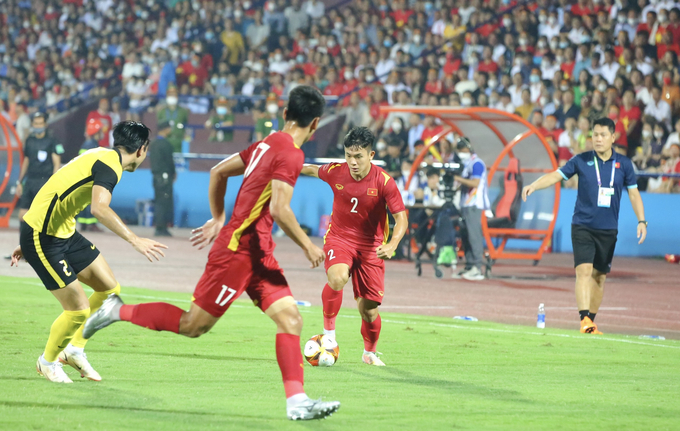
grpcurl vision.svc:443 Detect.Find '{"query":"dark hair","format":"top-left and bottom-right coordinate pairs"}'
top-left (113, 121), bottom-right (151, 153)
top-left (285, 85), bottom-right (325, 127)
top-left (426, 167), bottom-right (440, 178)
top-left (31, 111), bottom-right (48, 122)
top-left (592, 117), bottom-right (616, 134)
top-left (343, 127), bottom-right (375, 150)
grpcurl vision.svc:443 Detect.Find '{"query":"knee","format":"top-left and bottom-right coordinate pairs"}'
top-left (327, 272), bottom-right (348, 291)
top-left (575, 266), bottom-right (592, 279)
top-left (277, 310), bottom-right (303, 335)
top-left (359, 305), bottom-right (379, 322)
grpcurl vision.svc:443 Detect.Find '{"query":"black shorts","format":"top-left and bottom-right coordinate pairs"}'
top-left (17, 179), bottom-right (48, 209)
top-left (571, 224), bottom-right (618, 274)
top-left (20, 223), bottom-right (100, 290)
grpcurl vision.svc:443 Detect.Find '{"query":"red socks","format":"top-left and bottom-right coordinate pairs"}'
top-left (119, 303), bottom-right (184, 334)
top-left (361, 314), bottom-right (381, 352)
top-left (276, 333), bottom-right (304, 398)
top-left (322, 284), bottom-right (343, 331)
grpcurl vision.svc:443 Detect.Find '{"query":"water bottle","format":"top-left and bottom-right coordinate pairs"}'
top-left (296, 301), bottom-right (311, 307)
top-left (423, 191), bottom-right (431, 207)
top-left (537, 303), bottom-right (545, 329)
top-left (453, 316), bottom-right (478, 321)
top-left (407, 192), bottom-right (415, 206)
top-left (639, 335), bottom-right (666, 340)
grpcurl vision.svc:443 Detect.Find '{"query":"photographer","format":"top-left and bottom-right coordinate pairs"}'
top-left (453, 138), bottom-right (490, 281)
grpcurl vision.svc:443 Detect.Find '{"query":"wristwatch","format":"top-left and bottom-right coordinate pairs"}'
top-left (638, 220), bottom-right (648, 227)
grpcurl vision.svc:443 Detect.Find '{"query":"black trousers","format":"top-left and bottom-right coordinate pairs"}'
top-left (153, 175), bottom-right (174, 230)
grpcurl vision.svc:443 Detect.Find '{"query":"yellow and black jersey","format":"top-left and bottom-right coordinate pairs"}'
top-left (23, 147), bottom-right (123, 239)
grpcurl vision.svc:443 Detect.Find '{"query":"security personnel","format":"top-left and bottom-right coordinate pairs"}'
top-left (523, 117), bottom-right (647, 335)
top-left (150, 120), bottom-right (176, 237)
top-left (16, 112), bottom-right (64, 222)
top-left (156, 86), bottom-right (188, 153)
top-left (254, 92), bottom-right (285, 141)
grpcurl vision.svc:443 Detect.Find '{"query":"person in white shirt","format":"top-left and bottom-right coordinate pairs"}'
top-left (375, 48), bottom-right (396, 84)
top-left (568, 16), bottom-right (587, 45)
top-left (304, 0), bottom-right (325, 20)
top-left (644, 86), bottom-right (673, 129)
top-left (508, 73), bottom-right (525, 108)
top-left (599, 49), bottom-right (620, 85)
top-left (122, 52), bottom-right (145, 85)
top-left (558, 117), bottom-right (580, 152)
top-left (664, 118), bottom-right (680, 150)
top-left (636, 73), bottom-right (655, 106)
top-left (495, 92), bottom-right (516, 114)
top-left (633, 46), bottom-right (655, 75)
top-left (540, 13), bottom-right (561, 41)
top-left (430, 10), bottom-right (446, 36)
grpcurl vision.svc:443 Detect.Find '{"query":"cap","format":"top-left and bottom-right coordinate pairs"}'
top-left (86, 118), bottom-right (103, 136)
top-left (216, 96), bottom-right (228, 106)
top-left (157, 120), bottom-right (172, 131)
top-left (456, 136), bottom-right (472, 150)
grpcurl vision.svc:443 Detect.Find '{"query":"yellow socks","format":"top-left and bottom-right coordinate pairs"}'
top-left (43, 309), bottom-right (90, 362)
top-left (70, 284), bottom-right (121, 348)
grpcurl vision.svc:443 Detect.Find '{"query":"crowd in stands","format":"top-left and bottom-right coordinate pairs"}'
top-left (1, 0), bottom-right (680, 193)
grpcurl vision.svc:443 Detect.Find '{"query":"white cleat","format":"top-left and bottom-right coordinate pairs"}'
top-left (36, 357), bottom-right (73, 383)
top-left (82, 294), bottom-right (124, 339)
top-left (58, 350), bottom-right (101, 381)
top-left (362, 352), bottom-right (386, 366)
top-left (461, 266), bottom-right (485, 281)
top-left (287, 398), bottom-right (341, 420)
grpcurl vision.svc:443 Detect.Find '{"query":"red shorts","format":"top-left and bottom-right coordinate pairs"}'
top-left (324, 238), bottom-right (385, 304)
top-left (193, 248), bottom-right (292, 318)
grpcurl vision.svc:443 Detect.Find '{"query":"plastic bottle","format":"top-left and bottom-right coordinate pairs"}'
top-left (423, 191), bottom-right (431, 207)
top-left (537, 303), bottom-right (545, 329)
top-left (407, 192), bottom-right (415, 206)
top-left (453, 316), bottom-right (478, 321)
top-left (296, 301), bottom-right (311, 307)
top-left (639, 335), bottom-right (666, 340)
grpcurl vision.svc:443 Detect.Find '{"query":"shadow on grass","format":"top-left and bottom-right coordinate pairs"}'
top-left (90, 349), bottom-right (277, 363)
top-left (350, 367), bottom-right (532, 404)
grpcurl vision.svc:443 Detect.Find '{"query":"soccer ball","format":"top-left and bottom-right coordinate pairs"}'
top-left (303, 334), bottom-right (339, 367)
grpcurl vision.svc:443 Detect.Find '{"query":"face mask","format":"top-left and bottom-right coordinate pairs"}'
top-left (366, 75), bottom-right (375, 82)
top-left (458, 152), bottom-right (471, 162)
top-left (628, 18), bottom-right (637, 26)
top-left (654, 130), bottom-right (664, 139)
top-left (438, 57), bottom-right (446, 66)
top-left (503, 18), bottom-right (512, 27)
top-left (581, 36), bottom-right (591, 44)
top-left (31, 127), bottom-right (46, 134)
top-left (556, 55), bottom-right (564, 63)
top-left (548, 16), bottom-right (557, 25)
top-left (220, 77), bottom-right (228, 85)
top-left (537, 40), bottom-right (547, 49)
top-left (659, 15), bottom-right (668, 23)
top-left (274, 53), bottom-right (283, 62)
top-left (334, 22), bottom-right (343, 30)
top-left (181, 53), bottom-right (190, 61)
top-left (383, 40), bottom-right (392, 48)
top-left (191, 60), bottom-right (199, 67)
top-left (243, 1), bottom-right (252, 9)
top-left (211, 77), bottom-right (219, 86)
top-left (559, 41), bottom-right (569, 49)
top-left (167, 96), bottom-right (178, 106)
top-left (617, 15), bottom-right (626, 24)
top-left (519, 38), bottom-right (528, 46)
top-left (216, 106), bottom-right (228, 115)
top-left (530, 75), bottom-right (540, 84)
top-left (562, 84), bottom-right (571, 92)
top-left (553, 99), bottom-right (560, 107)
top-left (664, 77), bottom-right (672, 85)
top-left (392, 121), bottom-right (402, 132)
top-left (550, 41), bottom-right (558, 50)
top-left (206, 32), bottom-right (214, 41)
top-left (401, 169), bottom-right (411, 178)
top-left (488, 80), bottom-right (498, 88)
top-left (296, 54), bottom-right (305, 63)
top-left (413, 35), bottom-right (422, 44)
top-left (540, 96), bottom-right (549, 106)
top-left (267, 103), bottom-right (278, 114)
top-left (234, 9), bottom-right (243, 18)
top-left (344, 70), bottom-right (353, 80)
top-left (376, 140), bottom-right (387, 151)
top-left (539, 15), bottom-right (547, 23)
top-left (461, 97), bottom-right (473, 107)
top-left (642, 130), bottom-right (652, 139)
top-left (597, 83), bottom-right (607, 92)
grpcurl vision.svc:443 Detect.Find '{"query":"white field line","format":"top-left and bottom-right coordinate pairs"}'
top-left (11, 279), bottom-right (679, 349)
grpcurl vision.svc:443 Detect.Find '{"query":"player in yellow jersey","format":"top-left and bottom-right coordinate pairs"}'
top-left (10, 121), bottom-right (168, 383)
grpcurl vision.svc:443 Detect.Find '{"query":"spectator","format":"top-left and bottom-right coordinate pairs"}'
top-left (515, 89), bottom-right (536, 121)
top-left (554, 90), bottom-right (581, 128)
top-left (607, 105), bottom-right (629, 155)
top-left (86, 98), bottom-right (113, 148)
top-left (407, 115), bottom-right (425, 156)
top-left (665, 118), bottom-right (680, 151)
top-left (381, 140), bottom-right (403, 178)
top-left (156, 86), bottom-right (188, 153)
top-left (205, 97), bottom-right (234, 143)
top-left (644, 86), bottom-right (673, 129)
top-left (150, 120), bottom-right (176, 237)
top-left (14, 103), bottom-right (31, 143)
top-left (246, 11), bottom-right (270, 54)
top-left (496, 91), bottom-right (516, 113)
top-left (177, 53), bottom-right (209, 89)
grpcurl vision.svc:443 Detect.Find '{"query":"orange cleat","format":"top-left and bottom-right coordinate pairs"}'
top-left (580, 316), bottom-right (603, 335)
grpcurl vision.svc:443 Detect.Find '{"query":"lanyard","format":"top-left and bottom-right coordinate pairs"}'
top-left (594, 154), bottom-right (615, 188)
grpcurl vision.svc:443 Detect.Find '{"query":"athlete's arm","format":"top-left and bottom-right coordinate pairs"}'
top-left (522, 171), bottom-right (563, 201)
top-left (376, 210), bottom-right (408, 260)
top-left (270, 179), bottom-right (324, 268)
top-left (91, 185), bottom-right (168, 261)
top-left (16, 156), bottom-right (29, 197)
top-left (300, 164), bottom-right (320, 178)
top-left (191, 153), bottom-right (245, 249)
top-left (51, 153), bottom-right (61, 174)
top-left (628, 186), bottom-right (647, 244)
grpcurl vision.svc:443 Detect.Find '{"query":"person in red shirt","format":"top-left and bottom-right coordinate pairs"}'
top-left (477, 47), bottom-right (499, 74)
top-left (424, 68), bottom-right (443, 95)
top-left (301, 127), bottom-right (407, 366)
top-left (619, 89), bottom-right (641, 138)
top-left (544, 115), bottom-right (564, 143)
top-left (82, 86), bottom-right (341, 421)
top-left (390, 0), bottom-right (414, 27)
top-left (369, 87), bottom-right (389, 122)
top-left (668, 9), bottom-right (680, 45)
top-left (86, 98), bottom-right (113, 148)
top-left (323, 68), bottom-right (343, 97)
top-left (571, 0), bottom-right (594, 16)
top-left (420, 115), bottom-right (444, 146)
top-left (340, 69), bottom-right (358, 106)
top-left (560, 46), bottom-right (576, 80)
top-left (608, 105), bottom-right (628, 153)
top-left (177, 53), bottom-right (209, 89)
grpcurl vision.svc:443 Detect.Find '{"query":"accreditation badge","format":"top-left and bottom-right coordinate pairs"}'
top-left (597, 187), bottom-right (614, 208)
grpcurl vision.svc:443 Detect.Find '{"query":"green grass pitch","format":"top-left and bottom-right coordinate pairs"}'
top-left (0, 275), bottom-right (679, 430)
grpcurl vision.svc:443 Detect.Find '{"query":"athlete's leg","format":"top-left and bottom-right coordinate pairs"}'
top-left (574, 263), bottom-right (593, 317)
top-left (46, 281), bottom-right (91, 362)
top-left (588, 268), bottom-right (607, 316)
top-left (323, 263), bottom-right (349, 334)
top-left (357, 297), bottom-right (381, 348)
top-left (267, 297), bottom-right (305, 398)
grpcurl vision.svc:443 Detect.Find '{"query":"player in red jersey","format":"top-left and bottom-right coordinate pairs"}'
top-left (82, 86), bottom-right (340, 421)
top-left (301, 127), bottom-right (408, 366)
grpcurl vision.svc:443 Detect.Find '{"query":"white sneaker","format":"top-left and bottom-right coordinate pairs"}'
top-left (451, 267), bottom-right (471, 279)
top-left (59, 350), bottom-right (101, 381)
top-left (362, 351), bottom-right (385, 366)
top-left (287, 398), bottom-right (341, 420)
top-left (462, 266), bottom-right (485, 281)
top-left (36, 357), bottom-right (73, 383)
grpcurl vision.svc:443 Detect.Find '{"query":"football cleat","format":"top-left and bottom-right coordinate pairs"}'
top-left (36, 357), bottom-right (73, 383)
top-left (82, 294), bottom-right (124, 339)
top-left (287, 398), bottom-right (341, 420)
top-left (362, 351), bottom-right (385, 366)
top-left (580, 316), bottom-right (603, 335)
top-left (59, 350), bottom-right (101, 381)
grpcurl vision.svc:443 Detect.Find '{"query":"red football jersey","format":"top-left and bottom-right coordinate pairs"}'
top-left (319, 163), bottom-right (405, 247)
top-left (219, 132), bottom-right (304, 255)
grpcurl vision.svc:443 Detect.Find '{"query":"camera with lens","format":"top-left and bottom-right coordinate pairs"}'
top-left (439, 162), bottom-right (463, 202)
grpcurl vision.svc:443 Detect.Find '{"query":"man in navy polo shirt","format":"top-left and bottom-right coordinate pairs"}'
top-left (522, 117), bottom-right (647, 334)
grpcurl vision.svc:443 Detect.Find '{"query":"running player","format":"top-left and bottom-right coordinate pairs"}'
top-left (9, 121), bottom-right (167, 383)
top-left (301, 127), bottom-right (408, 366)
top-left (82, 86), bottom-right (340, 421)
